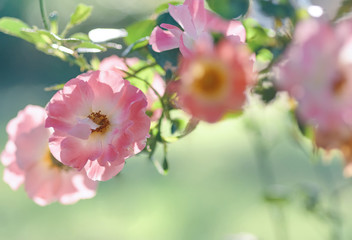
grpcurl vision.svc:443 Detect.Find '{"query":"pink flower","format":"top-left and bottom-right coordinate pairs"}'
top-left (149, 0), bottom-right (246, 57)
top-left (1, 105), bottom-right (97, 206)
top-left (175, 38), bottom-right (255, 123)
top-left (276, 19), bottom-right (352, 133)
top-left (99, 55), bottom-right (138, 77)
top-left (276, 19), bottom-right (352, 176)
top-left (45, 70), bottom-right (150, 181)
top-left (99, 55), bottom-right (166, 121)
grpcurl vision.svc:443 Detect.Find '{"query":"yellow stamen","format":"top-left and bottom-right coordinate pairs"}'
top-left (190, 59), bottom-right (228, 99)
top-left (43, 149), bottom-right (70, 170)
top-left (88, 111), bottom-right (110, 134)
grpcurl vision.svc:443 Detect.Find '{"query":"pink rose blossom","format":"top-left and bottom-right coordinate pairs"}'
top-left (1, 105), bottom-right (97, 206)
top-left (276, 19), bottom-right (352, 176)
top-left (149, 0), bottom-right (246, 57)
top-left (276, 19), bottom-right (352, 133)
top-left (175, 38), bottom-right (256, 123)
top-left (45, 70), bottom-right (151, 181)
top-left (99, 55), bottom-right (166, 121)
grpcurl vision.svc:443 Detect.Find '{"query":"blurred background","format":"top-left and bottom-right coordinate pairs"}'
top-left (0, 0), bottom-right (351, 240)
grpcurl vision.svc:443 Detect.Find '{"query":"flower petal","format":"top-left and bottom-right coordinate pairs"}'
top-left (149, 26), bottom-right (182, 52)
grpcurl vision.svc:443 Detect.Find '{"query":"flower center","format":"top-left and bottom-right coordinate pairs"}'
top-left (332, 73), bottom-right (347, 96)
top-left (190, 59), bottom-right (228, 98)
top-left (43, 149), bottom-right (71, 170)
top-left (88, 111), bottom-right (110, 134)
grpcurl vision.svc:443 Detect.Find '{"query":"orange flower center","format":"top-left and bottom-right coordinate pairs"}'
top-left (88, 111), bottom-right (110, 134)
top-left (332, 74), bottom-right (347, 96)
top-left (190, 59), bottom-right (228, 99)
top-left (43, 149), bottom-right (71, 170)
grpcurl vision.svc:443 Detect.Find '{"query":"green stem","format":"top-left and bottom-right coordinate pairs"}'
top-left (251, 128), bottom-right (290, 240)
top-left (39, 0), bottom-right (49, 30)
top-left (61, 24), bottom-right (71, 38)
top-left (124, 70), bottom-right (171, 121)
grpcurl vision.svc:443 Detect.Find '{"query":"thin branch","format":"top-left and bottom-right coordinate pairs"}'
top-left (39, 0), bottom-right (49, 30)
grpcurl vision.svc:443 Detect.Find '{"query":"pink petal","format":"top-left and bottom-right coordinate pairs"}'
top-left (149, 26), bottom-right (182, 52)
top-left (67, 122), bottom-right (92, 140)
top-left (179, 33), bottom-right (193, 57)
top-left (24, 164), bottom-right (61, 206)
top-left (84, 159), bottom-right (125, 181)
top-left (169, 4), bottom-right (197, 39)
top-left (184, 0), bottom-right (206, 32)
top-left (206, 12), bottom-right (246, 42)
top-left (51, 135), bottom-right (101, 170)
top-left (45, 78), bottom-right (94, 132)
top-left (1, 141), bottom-right (16, 166)
top-left (15, 125), bottom-right (50, 170)
top-left (57, 171), bottom-right (97, 205)
top-left (3, 161), bottom-right (25, 190)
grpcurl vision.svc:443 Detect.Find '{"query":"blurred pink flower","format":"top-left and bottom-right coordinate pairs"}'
top-left (1, 105), bottom-right (97, 206)
top-left (149, 0), bottom-right (246, 56)
top-left (99, 55), bottom-right (166, 121)
top-left (175, 38), bottom-right (255, 123)
top-left (276, 19), bottom-right (352, 133)
top-left (277, 19), bottom-right (352, 177)
top-left (46, 70), bottom-right (150, 181)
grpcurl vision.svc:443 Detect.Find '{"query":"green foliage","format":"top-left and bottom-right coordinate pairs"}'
top-left (0, 4), bottom-right (111, 71)
top-left (61, 4), bottom-right (93, 38)
top-left (125, 19), bottom-right (156, 45)
top-left (334, 0), bottom-right (352, 21)
top-left (155, 1), bottom-right (182, 14)
top-left (125, 61), bottom-right (158, 93)
top-left (243, 18), bottom-right (277, 53)
top-left (156, 12), bottom-right (181, 29)
top-left (253, 78), bottom-right (277, 103)
top-left (0, 17), bottom-right (32, 42)
top-left (258, 0), bottom-right (295, 19)
top-left (49, 11), bottom-right (58, 34)
top-left (206, 0), bottom-right (249, 19)
top-left (74, 42), bottom-right (106, 53)
top-left (69, 32), bottom-right (90, 41)
top-left (256, 48), bottom-right (273, 62)
top-left (44, 83), bottom-right (65, 91)
top-left (148, 45), bottom-right (180, 70)
top-left (69, 4), bottom-right (92, 26)
top-left (122, 37), bottom-right (149, 57)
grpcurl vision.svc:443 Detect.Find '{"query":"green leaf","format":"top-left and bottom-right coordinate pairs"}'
top-left (73, 41), bottom-right (106, 52)
top-left (155, 1), bottom-right (182, 14)
top-left (258, 0), bottom-right (295, 19)
top-left (148, 45), bottom-right (180, 69)
top-left (122, 36), bottom-right (149, 57)
top-left (156, 12), bottom-right (181, 29)
top-left (126, 61), bottom-right (156, 93)
top-left (70, 4), bottom-right (92, 26)
top-left (125, 19), bottom-right (156, 45)
top-left (243, 18), bottom-right (276, 53)
top-left (253, 77), bottom-right (277, 103)
top-left (257, 48), bottom-right (273, 62)
top-left (206, 0), bottom-right (249, 19)
top-left (0, 17), bottom-right (32, 42)
top-left (44, 83), bottom-right (64, 91)
top-left (69, 32), bottom-right (90, 41)
top-left (20, 29), bottom-right (49, 45)
top-left (334, 0), bottom-right (352, 21)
